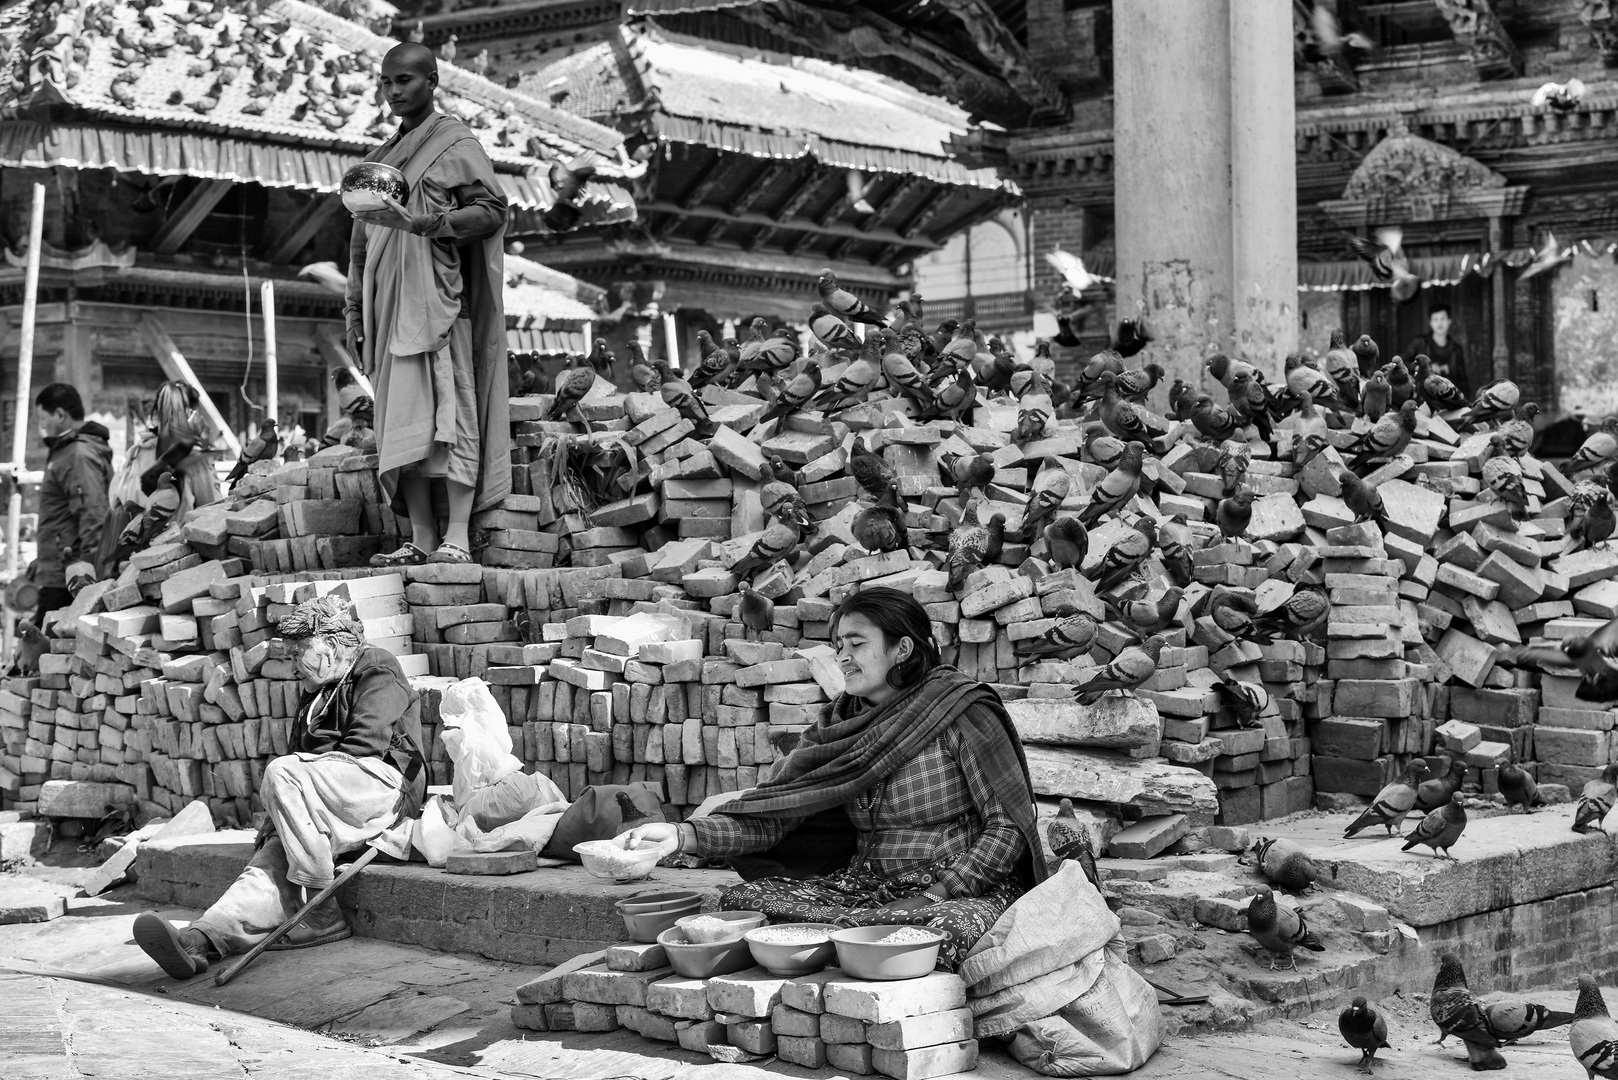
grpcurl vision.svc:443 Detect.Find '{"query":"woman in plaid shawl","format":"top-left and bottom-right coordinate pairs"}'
top-left (627, 587), bottom-right (1047, 969)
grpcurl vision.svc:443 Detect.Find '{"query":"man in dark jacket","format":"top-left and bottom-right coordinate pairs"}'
top-left (32, 384), bottom-right (112, 625)
top-left (132, 596), bottom-right (426, 979)
top-left (1402, 304), bottom-right (1472, 401)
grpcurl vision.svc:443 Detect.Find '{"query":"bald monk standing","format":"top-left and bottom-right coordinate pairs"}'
top-left (344, 42), bottom-right (511, 567)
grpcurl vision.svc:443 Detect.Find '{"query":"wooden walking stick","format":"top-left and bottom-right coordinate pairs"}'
top-left (213, 845), bottom-right (381, 987)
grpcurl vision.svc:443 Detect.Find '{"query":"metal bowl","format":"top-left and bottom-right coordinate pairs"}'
top-left (341, 162), bottom-right (408, 213)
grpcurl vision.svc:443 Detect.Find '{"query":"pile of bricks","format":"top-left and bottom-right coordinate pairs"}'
top-left (513, 949), bottom-right (977, 1078)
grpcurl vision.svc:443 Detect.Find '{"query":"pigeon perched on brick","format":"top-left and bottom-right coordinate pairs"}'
top-left (1021, 458), bottom-right (1073, 544)
top-left (729, 520), bottom-right (800, 583)
top-left (1416, 755), bottom-right (1468, 813)
top-left (1344, 758), bottom-right (1431, 838)
top-left (1105, 585), bottom-right (1183, 641)
top-left (811, 351), bottom-right (877, 414)
top-left (848, 435), bottom-right (896, 501)
top-left (1251, 836), bottom-right (1318, 892)
top-left (1458, 378), bottom-right (1521, 431)
top-left (1574, 765), bottom-right (1618, 833)
top-left (1402, 791), bottom-right (1467, 860)
top-left (1568, 417), bottom-right (1618, 475)
top-left (945, 502), bottom-right (991, 594)
top-left (1214, 489), bottom-right (1255, 542)
top-left (852, 483), bottom-right (907, 555)
top-left (1078, 441), bottom-right (1145, 527)
top-left (938, 452), bottom-right (994, 511)
top-left (758, 362), bottom-right (822, 427)
top-left (737, 584), bottom-right (774, 642)
top-left (1014, 607), bottom-right (1098, 668)
top-left (1249, 586), bottom-right (1329, 642)
top-left (1043, 516), bottom-right (1089, 571)
top-left (1339, 470), bottom-right (1386, 527)
top-left (808, 302), bottom-right (859, 352)
top-left (1570, 974), bottom-right (1618, 1079)
top-left (1246, 886), bottom-right (1323, 971)
top-left (1071, 634), bottom-right (1164, 706)
top-left (1430, 952), bottom-right (1573, 1070)
top-left (10, 620), bottom-right (47, 677)
top-left (1191, 394), bottom-right (1239, 443)
top-left (817, 268), bottom-right (885, 326)
top-left (1346, 400), bottom-right (1418, 476)
top-left (1086, 516), bottom-right (1157, 594)
top-left (688, 330), bottom-right (738, 391)
top-left (1045, 799), bottom-right (1101, 893)
top-left (1339, 996), bottom-right (1391, 1073)
top-left (1360, 372), bottom-right (1391, 423)
top-left (1213, 675), bottom-right (1268, 728)
top-left (1497, 760), bottom-right (1542, 813)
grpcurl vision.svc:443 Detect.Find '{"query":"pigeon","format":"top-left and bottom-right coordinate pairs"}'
top-left (1208, 585), bottom-right (1261, 640)
top-left (1113, 318), bottom-right (1153, 359)
top-left (1045, 249), bottom-right (1097, 297)
top-left (1087, 516), bottom-right (1157, 594)
top-left (1249, 586), bottom-right (1329, 642)
top-left (881, 345), bottom-right (934, 409)
top-left (688, 330), bottom-right (738, 390)
top-left (1497, 617), bottom-right (1618, 704)
top-left (1285, 353), bottom-right (1342, 409)
top-left (1014, 607), bottom-right (1098, 667)
top-left (1168, 378), bottom-right (1196, 421)
top-left (1344, 758), bottom-right (1431, 837)
top-left (1021, 458), bottom-right (1072, 544)
top-left (1415, 755), bottom-right (1469, 813)
top-left (1095, 373), bottom-right (1171, 446)
top-left (1206, 352), bottom-right (1258, 390)
top-left (918, 367), bottom-right (977, 425)
top-left (1071, 634), bottom-right (1164, 706)
top-left (1481, 454), bottom-right (1529, 518)
top-left (656, 361), bottom-right (716, 439)
top-left (1350, 334), bottom-right (1381, 377)
top-left (811, 354), bottom-right (876, 414)
top-left (1458, 379), bottom-right (1521, 431)
top-left (1246, 886), bottom-right (1324, 971)
top-left (1360, 373), bottom-right (1391, 423)
top-left (1430, 952), bottom-right (1574, 1069)
top-left (1113, 362), bottom-right (1164, 402)
top-left (1214, 490), bottom-right (1255, 542)
top-left (849, 435), bottom-right (897, 502)
top-left (938, 453), bottom-right (994, 511)
top-left (1497, 760), bottom-right (1542, 813)
top-left (1572, 975), bottom-right (1618, 1079)
top-left (1339, 471), bottom-right (1386, 526)
top-left (1568, 418), bottom-right (1618, 476)
top-left (109, 471), bottom-right (181, 567)
top-left (1413, 353), bottom-right (1469, 413)
top-left (946, 502), bottom-right (991, 594)
top-left (1568, 493), bottom-right (1617, 555)
top-left (851, 483), bottom-right (908, 555)
top-left (1339, 996), bottom-right (1391, 1073)
top-left (1043, 517), bottom-right (1089, 571)
top-left (10, 620), bottom-right (47, 677)
top-left (1574, 765), bottom-right (1618, 833)
top-left (758, 362), bottom-right (822, 427)
top-left (1518, 230), bottom-right (1574, 283)
top-left (1491, 402), bottom-right (1539, 458)
top-left (1345, 400), bottom-right (1419, 475)
top-left (728, 520), bottom-right (801, 582)
top-left (1323, 328), bottom-right (1363, 409)
top-left (737, 584), bottom-right (774, 641)
top-left (1105, 585), bottom-right (1184, 641)
top-left (1158, 516), bottom-right (1196, 589)
top-left (1191, 394), bottom-right (1240, 443)
top-left (546, 355), bottom-right (596, 421)
top-left (808, 303), bottom-right (859, 351)
top-left (817, 268), bottom-right (884, 325)
top-left (757, 461), bottom-right (814, 535)
top-left (1213, 675), bottom-right (1268, 728)
top-left (225, 417), bottom-right (280, 489)
top-left (1532, 77), bottom-right (1586, 112)
top-left (1401, 791), bottom-right (1467, 860)
top-left (1045, 799), bottom-right (1101, 893)
top-left (1348, 227), bottom-right (1421, 304)
top-left (1382, 357), bottom-right (1417, 411)
top-left (1226, 371), bottom-right (1276, 442)
top-left (1216, 441), bottom-right (1250, 497)
top-left (1251, 836), bottom-right (1318, 892)
top-left (1078, 441), bottom-right (1145, 527)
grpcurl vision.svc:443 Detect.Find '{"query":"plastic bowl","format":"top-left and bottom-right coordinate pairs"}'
top-left (616, 895), bottom-right (703, 944)
top-left (615, 889), bottom-right (704, 914)
top-left (675, 910), bottom-right (767, 944)
top-left (657, 925), bottom-right (757, 979)
top-left (573, 838), bottom-right (661, 882)
top-left (745, 923), bottom-right (839, 976)
top-left (830, 925), bottom-right (946, 981)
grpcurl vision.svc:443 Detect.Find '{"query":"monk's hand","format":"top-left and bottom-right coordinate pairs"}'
top-left (353, 195), bottom-right (419, 233)
top-left (623, 821), bottom-right (681, 852)
top-left (345, 325), bottom-right (364, 367)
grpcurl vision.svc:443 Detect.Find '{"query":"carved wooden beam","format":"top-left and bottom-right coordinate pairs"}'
top-left (640, 201), bottom-right (939, 251)
top-left (899, 188), bottom-right (954, 240)
top-left (816, 187), bottom-right (857, 229)
top-left (927, 0), bottom-right (1069, 119)
top-left (262, 193), bottom-right (341, 265)
top-left (696, 217), bottom-right (729, 246)
top-left (773, 168), bottom-right (829, 223)
top-left (1578, 1), bottom-right (1618, 64)
top-left (679, 152), bottom-right (734, 211)
top-left (1434, 0), bottom-right (1521, 79)
top-left (866, 175), bottom-right (925, 230)
top-left (731, 161), bottom-right (791, 217)
top-left (149, 179), bottom-right (235, 256)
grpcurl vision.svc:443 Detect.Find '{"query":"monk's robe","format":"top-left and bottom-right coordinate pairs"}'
top-left (343, 112), bottom-right (512, 515)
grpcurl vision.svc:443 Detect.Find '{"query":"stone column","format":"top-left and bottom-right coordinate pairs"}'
top-left (1113, 0), bottom-right (1298, 394)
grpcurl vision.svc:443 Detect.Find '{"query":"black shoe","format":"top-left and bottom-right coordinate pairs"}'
top-left (133, 913), bottom-right (209, 979)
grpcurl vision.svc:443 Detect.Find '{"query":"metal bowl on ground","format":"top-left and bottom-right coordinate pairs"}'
top-left (830, 925), bottom-right (946, 981)
top-left (341, 162), bottom-right (408, 213)
top-left (744, 923), bottom-right (839, 976)
top-left (615, 889), bottom-right (704, 913)
top-left (675, 910), bottom-right (767, 945)
top-left (657, 925), bottom-right (756, 979)
top-left (615, 892), bottom-right (703, 944)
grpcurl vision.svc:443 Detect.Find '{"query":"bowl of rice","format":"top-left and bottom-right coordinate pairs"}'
top-left (615, 891), bottom-right (704, 943)
top-left (674, 910), bottom-right (767, 944)
top-left (573, 837), bottom-right (663, 881)
top-left (745, 923), bottom-right (839, 976)
top-left (830, 925), bottom-right (946, 981)
top-left (657, 925), bottom-right (756, 979)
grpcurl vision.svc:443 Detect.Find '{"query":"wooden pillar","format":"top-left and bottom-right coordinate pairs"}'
top-left (1487, 215), bottom-right (1511, 382)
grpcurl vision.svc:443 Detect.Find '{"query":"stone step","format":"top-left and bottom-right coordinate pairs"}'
top-left (134, 833), bottom-right (730, 967)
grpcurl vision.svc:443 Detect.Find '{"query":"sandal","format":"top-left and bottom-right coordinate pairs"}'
top-left (265, 917), bottom-right (352, 951)
top-left (369, 542), bottom-right (428, 568)
top-left (426, 542), bottom-right (473, 565)
top-left (133, 912), bottom-right (209, 979)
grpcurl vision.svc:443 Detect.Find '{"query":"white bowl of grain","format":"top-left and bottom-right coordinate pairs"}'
top-left (745, 922), bottom-right (840, 976)
top-left (573, 838), bottom-right (662, 881)
top-left (674, 910), bottom-right (767, 944)
top-left (830, 924), bottom-right (946, 981)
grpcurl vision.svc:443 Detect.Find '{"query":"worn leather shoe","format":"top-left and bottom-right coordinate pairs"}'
top-left (133, 912), bottom-right (209, 979)
top-left (266, 894), bottom-right (351, 951)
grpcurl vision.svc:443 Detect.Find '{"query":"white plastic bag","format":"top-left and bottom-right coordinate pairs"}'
top-left (439, 677), bottom-right (524, 808)
top-left (414, 795), bottom-right (461, 868)
top-left (456, 801), bottom-right (571, 853)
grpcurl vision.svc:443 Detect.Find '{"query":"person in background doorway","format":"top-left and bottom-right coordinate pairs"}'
top-left (1403, 304), bottom-right (1471, 400)
top-left (32, 383), bottom-right (111, 627)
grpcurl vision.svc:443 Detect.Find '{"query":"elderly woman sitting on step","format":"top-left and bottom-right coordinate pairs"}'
top-left (626, 586), bottom-right (1047, 970)
top-left (132, 596), bottom-right (426, 979)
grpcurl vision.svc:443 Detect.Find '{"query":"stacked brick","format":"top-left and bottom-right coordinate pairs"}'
top-left (513, 950), bottom-right (976, 1079)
